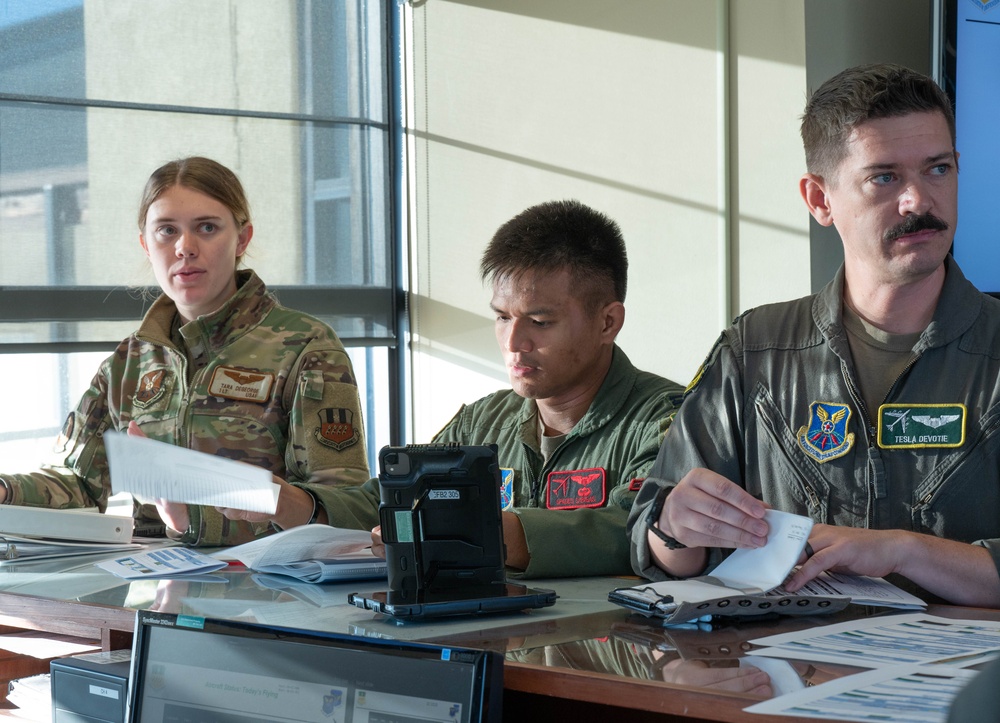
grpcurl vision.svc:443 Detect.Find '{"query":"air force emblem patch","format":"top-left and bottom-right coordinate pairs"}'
top-left (500, 468), bottom-right (515, 511)
top-left (797, 401), bottom-right (855, 463)
top-left (133, 369), bottom-right (170, 409)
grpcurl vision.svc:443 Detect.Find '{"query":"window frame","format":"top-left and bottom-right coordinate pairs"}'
top-left (0, 0), bottom-right (407, 450)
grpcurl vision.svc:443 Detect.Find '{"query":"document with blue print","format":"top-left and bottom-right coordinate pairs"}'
top-left (745, 663), bottom-right (978, 723)
top-left (104, 430), bottom-right (278, 514)
top-left (749, 613), bottom-right (1000, 669)
top-left (96, 545), bottom-right (227, 579)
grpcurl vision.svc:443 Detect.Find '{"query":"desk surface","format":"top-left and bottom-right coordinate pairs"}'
top-left (0, 550), bottom-right (985, 723)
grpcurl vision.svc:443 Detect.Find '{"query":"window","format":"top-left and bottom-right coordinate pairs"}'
top-left (0, 0), bottom-right (400, 471)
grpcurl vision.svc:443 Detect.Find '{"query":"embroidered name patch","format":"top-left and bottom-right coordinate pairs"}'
top-left (208, 366), bottom-right (273, 403)
top-left (500, 468), bottom-right (515, 511)
top-left (133, 369), bottom-right (171, 409)
top-left (877, 403), bottom-right (966, 449)
top-left (797, 401), bottom-right (855, 463)
top-left (546, 468), bottom-right (606, 510)
top-left (315, 407), bottom-right (361, 450)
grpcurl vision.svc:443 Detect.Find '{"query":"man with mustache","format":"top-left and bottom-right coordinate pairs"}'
top-left (630, 64), bottom-right (1000, 606)
top-left (224, 200), bottom-right (684, 577)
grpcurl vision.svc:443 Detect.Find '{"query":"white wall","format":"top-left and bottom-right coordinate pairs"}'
top-left (406, 0), bottom-right (812, 441)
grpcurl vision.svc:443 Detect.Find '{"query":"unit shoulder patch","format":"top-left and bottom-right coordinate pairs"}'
top-left (500, 468), bottom-right (515, 511)
top-left (315, 408), bottom-right (361, 451)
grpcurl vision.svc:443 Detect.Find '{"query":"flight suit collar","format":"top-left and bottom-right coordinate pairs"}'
top-left (138, 270), bottom-right (275, 352)
top-left (516, 344), bottom-right (637, 444)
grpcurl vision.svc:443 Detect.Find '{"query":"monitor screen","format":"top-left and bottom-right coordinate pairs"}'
top-left (127, 611), bottom-right (502, 723)
top-left (942, 0), bottom-right (1000, 293)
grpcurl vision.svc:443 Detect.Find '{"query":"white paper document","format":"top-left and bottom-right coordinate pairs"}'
top-left (104, 431), bottom-right (278, 514)
top-left (709, 509), bottom-right (813, 591)
top-left (775, 570), bottom-right (925, 609)
top-left (212, 524), bottom-right (374, 569)
top-left (745, 663), bottom-right (978, 723)
top-left (749, 613), bottom-right (1000, 668)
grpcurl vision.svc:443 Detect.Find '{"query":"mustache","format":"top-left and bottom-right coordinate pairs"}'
top-left (883, 213), bottom-right (949, 243)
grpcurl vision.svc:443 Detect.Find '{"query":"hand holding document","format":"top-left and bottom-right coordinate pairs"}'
top-left (104, 431), bottom-right (278, 514)
top-left (610, 510), bottom-right (925, 624)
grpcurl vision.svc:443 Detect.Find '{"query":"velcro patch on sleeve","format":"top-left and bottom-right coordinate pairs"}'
top-left (546, 468), bottom-right (607, 510)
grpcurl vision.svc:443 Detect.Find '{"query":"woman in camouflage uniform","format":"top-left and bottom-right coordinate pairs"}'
top-left (0, 157), bottom-right (369, 546)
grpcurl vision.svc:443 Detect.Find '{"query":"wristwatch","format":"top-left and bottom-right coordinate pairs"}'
top-left (646, 484), bottom-right (686, 549)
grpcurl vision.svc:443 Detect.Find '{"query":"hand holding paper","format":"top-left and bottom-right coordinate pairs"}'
top-left (104, 431), bottom-right (279, 514)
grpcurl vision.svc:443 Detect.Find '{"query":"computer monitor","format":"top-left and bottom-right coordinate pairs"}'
top-left (127, 610), bottom-right (503, 723)
top-left (940, 0), bottom-right (1000, 294)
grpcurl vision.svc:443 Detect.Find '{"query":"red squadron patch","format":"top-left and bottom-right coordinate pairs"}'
top-left (546, 467), bottom-right (607, 510)
top-left (316, 408), bottom-right (361, 450)
top-left (628, 478), bottom-right (645, 492)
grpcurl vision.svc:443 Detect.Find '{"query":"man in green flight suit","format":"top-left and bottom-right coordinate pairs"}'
top-left (224, 200), bottom-right (684, 577)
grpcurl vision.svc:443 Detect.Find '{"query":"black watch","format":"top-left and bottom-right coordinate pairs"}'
top-left (646, 484), bottom-right (687, 550)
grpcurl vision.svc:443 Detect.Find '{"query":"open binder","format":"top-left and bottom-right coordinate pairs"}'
top-left (0, 505), bottom-right (139, 564)
top-left (611, 510), bottom-right (848, 624)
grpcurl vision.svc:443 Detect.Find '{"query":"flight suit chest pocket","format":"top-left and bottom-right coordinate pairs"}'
top-left (749, 386), bottom-right (833, 520)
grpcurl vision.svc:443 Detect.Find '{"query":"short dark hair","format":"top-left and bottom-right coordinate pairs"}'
top-left (480, 200), bottom-right (627, 309)
top-left (801, 63), bottom-right (955, 179)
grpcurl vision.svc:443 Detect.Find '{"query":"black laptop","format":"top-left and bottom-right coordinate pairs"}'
top-left (348, 444), bottom-right (557, 620)
top-left (127, 610), bottom-right (502, 722)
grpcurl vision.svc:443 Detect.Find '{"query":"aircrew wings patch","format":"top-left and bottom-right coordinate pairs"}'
top-left (546, 467), bottom-right (607, 510)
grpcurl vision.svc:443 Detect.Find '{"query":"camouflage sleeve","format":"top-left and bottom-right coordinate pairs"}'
top-left (283, 336), bottom-right (370, 488)
top-left (0, 358), bottom-right (114, 510)
top-left (304, 477), bottom-right (381, 531)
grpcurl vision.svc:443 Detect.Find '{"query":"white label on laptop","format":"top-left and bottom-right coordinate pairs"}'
top-left (429, 489), bottom-right (460, 500)
top-left (89, 685), bottom-right (119, 700)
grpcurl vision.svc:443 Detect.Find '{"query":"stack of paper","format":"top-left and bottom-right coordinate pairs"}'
top-left (743, 614), bottom-right (1000, 722)
top-left (214, 525), bottom-right (387, 583)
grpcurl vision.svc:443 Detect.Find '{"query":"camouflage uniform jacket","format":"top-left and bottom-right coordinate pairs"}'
top-left (311, 346), bottom-right (683, 578)
top-left (0, 270), bottom-right (369, 546)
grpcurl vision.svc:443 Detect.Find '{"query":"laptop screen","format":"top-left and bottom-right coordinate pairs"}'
top-left (127, 611), bottom-right (502, 723)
